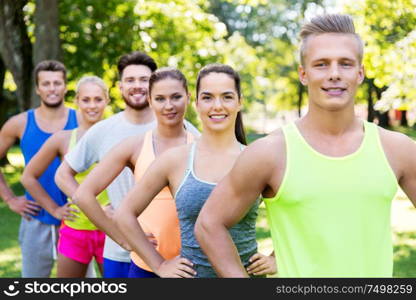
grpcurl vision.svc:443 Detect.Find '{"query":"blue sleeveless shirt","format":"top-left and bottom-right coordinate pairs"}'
top-left (20, 109), bottom-right (78, 225)
top-left (175, 142), bottom-right (259, 277)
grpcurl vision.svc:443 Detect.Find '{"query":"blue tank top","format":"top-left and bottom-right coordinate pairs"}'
top-left (174, 142), bottom-right (259, 277)
top-left (20, 108), bottom-right (78, 225)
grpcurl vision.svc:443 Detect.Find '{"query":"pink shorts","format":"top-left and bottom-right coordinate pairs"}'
top-left (57, 224), bottom-right (105, 264)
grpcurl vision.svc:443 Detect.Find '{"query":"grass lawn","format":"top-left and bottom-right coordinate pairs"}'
top-left (0, 147), bottom-right (25, 277)
top-left (1, 128), bottom-right (416, 277)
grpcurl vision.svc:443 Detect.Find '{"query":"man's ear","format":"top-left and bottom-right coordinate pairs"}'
top-left (357, 65), bottom-right (365, 85)
top-left (298, 65), bottom-right (308, 86)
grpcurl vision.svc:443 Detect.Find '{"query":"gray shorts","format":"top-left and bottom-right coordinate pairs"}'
top-left (18, 218), bottom-right (58, 278)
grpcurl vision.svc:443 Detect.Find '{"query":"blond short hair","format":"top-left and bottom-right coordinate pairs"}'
top-left (299, 14), bottom-right (363, 65)
top-left (76, 76), bottom-right (109, 100)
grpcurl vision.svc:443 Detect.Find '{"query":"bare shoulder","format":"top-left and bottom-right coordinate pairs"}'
top-left (158, 144), bottom-right (192, 188)
top-left (102, 134), bottom-right (144, 163)
top-left (114, 134), bottom-right (144, 156)
top-left (52, 130), bottom-right (72, 142)
top-left (378, 126), bottom-right (416, 177)
top-left (8, 111), bottom-right (27, 125)
top-left (378, 126), bottom-right (416, 155)
top-left (123, 134), bottom-right (144, 149)
top-left (158, 143), bottom-right (191, 169)
top-left (242, 128), bottom-right (285, 167)
top-left (51, 130), bottom-right (72, 154)
top-left (130, 134), bottom-right (147, 163)
top-left (1, 111), bottom-right (28, 138)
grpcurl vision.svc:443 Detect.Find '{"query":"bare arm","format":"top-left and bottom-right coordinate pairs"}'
top-left (55, 160), bottom-right (79, 199)
top-left (73, 137), bottom-right (139, 250)
top-left (0, 114), bottom-right (40, 218)
top-left (21, 131), bottom-right (77, 220)
top-left (379, 128), bottom-right (416, 208)
top-left (395, 135), bottom-right (416, 208)
top-left (55, 123), bottom-right (100, 198)
top-left (195, 136), bottom-right (282, 277)
top-left (115, 147), bottom-right (195, 278)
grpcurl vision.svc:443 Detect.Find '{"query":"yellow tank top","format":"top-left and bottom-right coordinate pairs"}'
top-left (64, 129), bottom-right (109, 230)
top-left (264, 121), bottom-right (398, 277)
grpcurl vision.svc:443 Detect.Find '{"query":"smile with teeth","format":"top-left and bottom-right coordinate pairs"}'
top-left (209, 114), bottom-right (227, 120)
top-left (322, 87), bottom-right (346, 96)
top-left (164, 112), bottom-right (177, 118)
top-left (130, 91), bottom-right (146, 99)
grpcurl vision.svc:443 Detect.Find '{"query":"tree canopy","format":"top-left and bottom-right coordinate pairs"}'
top-left (0, 0), bottom-right (414, 130)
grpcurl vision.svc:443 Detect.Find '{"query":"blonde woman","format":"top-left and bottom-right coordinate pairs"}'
top-left (22, 76), bottom-right (110, 277)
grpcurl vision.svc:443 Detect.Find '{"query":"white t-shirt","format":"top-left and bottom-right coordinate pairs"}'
top-left (65, 111), bottom-right (199, 262)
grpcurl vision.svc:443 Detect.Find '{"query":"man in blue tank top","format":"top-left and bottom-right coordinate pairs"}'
top-left (0, 60), bottom-right (78, 277)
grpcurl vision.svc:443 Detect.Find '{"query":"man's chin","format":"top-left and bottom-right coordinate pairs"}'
top-left (41, 99), bottom-right (64, 108)
top-left (125, 100), bottom-right (149, 111)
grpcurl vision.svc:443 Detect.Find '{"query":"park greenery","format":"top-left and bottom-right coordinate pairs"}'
top-left (0, 0), bottom-right (415, 277)
top-left (1, 0), bottom-right (416, 129)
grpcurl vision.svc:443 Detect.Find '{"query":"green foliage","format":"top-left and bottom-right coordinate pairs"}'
top-left (10, 0), bottom-right (415, 125)
top-left (59, 0), bottom-right (227, 124)
top-left (207, 0), bottom-right (326, 118)
top-left (345, 0), bottom-right (416, 111)
top-left (56, 0), bottom-right (327, 121)
top-left (393, 232), bottom-right (416, 277)
top-left (12, 0), bottom-right (332, 124)
top-left (0, 200), bottom-right (21, 277)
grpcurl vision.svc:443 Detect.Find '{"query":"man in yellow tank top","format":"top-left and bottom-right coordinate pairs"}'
top-left (195, 14), bottom-right (416, 277)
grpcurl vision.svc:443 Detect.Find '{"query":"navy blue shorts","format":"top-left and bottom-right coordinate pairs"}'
top-left (128, 260), bottom-right (159, 278)
top-left (103, 258), bottom-right (130, 278)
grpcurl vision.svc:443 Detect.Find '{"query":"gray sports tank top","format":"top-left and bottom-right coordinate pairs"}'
top-left (175, 142), bottom-right (259, 277)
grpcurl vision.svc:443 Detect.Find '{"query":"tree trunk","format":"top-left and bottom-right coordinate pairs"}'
top-left (366, 78), bottom-right (375, 122)
top-left (297, 81), bottom-right (304, 117)
top-left (377, 111), bottom-right (390, 128)
top-left (374, 84), bottom-right (389, 128)
top-left (0, 56), bottom-right (16, 166)
top-left (32, 0), bottom-right (61, 107)
top-left (0, 56), bottom-right (16, 126)
top-left (400, 110), bottom-right (408, 127)
top-left (262, 99), bottom-right (267, 133)
top-left (0, 0), bottom-right (33, 112)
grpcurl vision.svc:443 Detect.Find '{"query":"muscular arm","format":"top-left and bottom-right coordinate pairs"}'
top-left (195, 136), bottom-right (282, 277)
top-left (395, 135), bottom-right (416, 208)
top-left (379, 128), bottom-right (416, 208)
top-left (73, 137), bottom-right (140, 250)
top-left (55, 123), bottom-right (100, 198)
top-left (55, 160), bottom-right (79, 199)
top-left (21, 132), bottom-right (76, 220)
top-left (0, 113), bottom-right (40, 217)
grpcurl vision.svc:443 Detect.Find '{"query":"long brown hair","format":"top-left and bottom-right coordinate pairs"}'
top-left (196, 63), bottom-right (247, 145)
top-left (148, 67), bottom-right (188, 98)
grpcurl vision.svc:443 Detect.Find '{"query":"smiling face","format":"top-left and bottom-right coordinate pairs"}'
top-left (196, 72), bottom-right (241, 134)
top-left (299, 33), bottom-right (364, 112)
top-left (118, 64), bottom-right (152, 110)
top-left (36, 71), bottom-right (67, 108)
top-left (76, 82), bottom-right (108, 125)
top-left (149, 78), bottom-right (189, 127)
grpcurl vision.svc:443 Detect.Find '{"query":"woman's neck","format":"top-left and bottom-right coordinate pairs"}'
top-left (199, 128), bottom-right (240, 153)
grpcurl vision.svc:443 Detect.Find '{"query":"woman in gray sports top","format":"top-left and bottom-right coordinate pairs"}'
top-left (116, 64), bottom-right (276, 278)
top-left (174, 142), bottom-right (260, 277)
